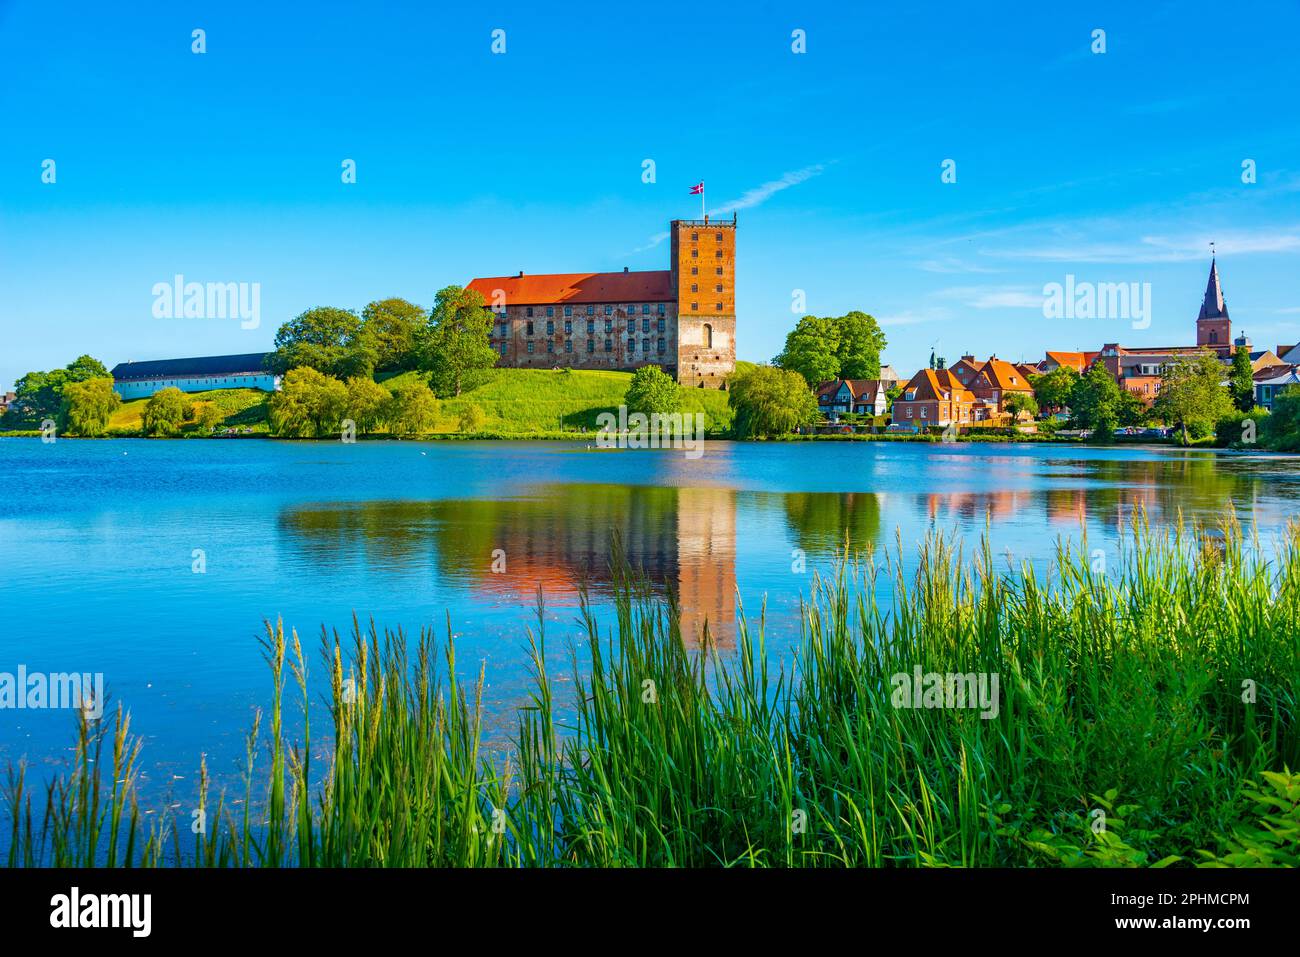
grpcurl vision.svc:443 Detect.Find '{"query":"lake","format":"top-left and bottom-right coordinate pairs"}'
top-left (3, 437), bottom-right (1299, 802)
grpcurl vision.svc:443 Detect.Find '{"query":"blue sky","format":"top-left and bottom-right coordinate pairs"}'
top-left (2, 0), bottom-right (1299, 390)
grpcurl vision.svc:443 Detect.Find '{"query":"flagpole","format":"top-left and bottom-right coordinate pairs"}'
top-left (701, 186), bottom-right (705, 221)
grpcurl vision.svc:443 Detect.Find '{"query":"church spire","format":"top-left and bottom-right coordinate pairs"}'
top-left (1198, 256), bottom-right (1228, 320)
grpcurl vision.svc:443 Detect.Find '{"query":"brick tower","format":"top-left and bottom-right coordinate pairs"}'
top-left (670, 215), bottom-right (737, 388)
top-left (1196, 257), bottom-right (1232, 356)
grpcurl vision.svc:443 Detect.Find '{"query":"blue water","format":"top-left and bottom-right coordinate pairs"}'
top-left (2, 437), bottom-right (1298, 803)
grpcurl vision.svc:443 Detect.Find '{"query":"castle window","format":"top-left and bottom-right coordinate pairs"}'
top-left (691, 283), bottom-right (698, 293)
top-left (715, 233), bottom-right (722, 242)
top-left (586, 305), bottom-right (594, 316)
top-left (547, 320), bottom-right (554, 334)
top-left (604, 305), bottom-right (612, 315)
top-left (641, 318), bottom-right (650, 333)
top-left (657, 338), bottom-right (666, 354)
top-left (587, 339), bottom-right (594, 353)
top-left (704, 324), bottom-right (713, 348)
top-left (547, 341), bottom-right (555, 354)
top-left (565, 340), bottom-right (573, 353)
top-left (691, 267), bottom-right (698, 275)
top-left (642, 304), bottom-right (650, 315)
top-left (715, 302), bottom-right (723, 311)
top-left (546, 306), bottom-right (554, 317)
top-left (527, 341), bottom-right (535, 354)
top-left (604, 338), bottom-right (612, 352)
top-left (526, 321), bottom-right (534, 335)
top-left (604, 319), bottom-right (612, 333)
top-left (691, 233), bottom-right (698, 241)
top-left (1210, 331), bottom-right (1219, 343)
top-left (691, 249), bottom-right (698, 258)
top-left (657, 303), bottom-right (665, 315)
top-left (627, 303), bottom-right (637, 313)
top-left (587, 320), bottom-right (594, 333)
top-left (628, 338), bottom-right (636, 352)
top-left (526, 307), bottom-right (534, 317)
top-left (691, 302), bottom-right (698, 311)
top-left (564, 320), bottom-right (572, 334)
top-left (564, 306), bottom-right (572, 317)
top-left (657, 318), bottom-right (665, 333)
top-left (715, 284), bottom-right (723, 292)
top-left (642, 338), bottom-right (650, 354)
top-left (500, 343), bottom-right (508, 356)
top-left (715, 267), bottom-right (722, 276)
top-left (715, 250), bottom-right (723, 258)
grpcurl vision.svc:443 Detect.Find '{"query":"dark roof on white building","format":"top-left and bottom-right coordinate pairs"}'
top-left (111, 353), bottom-right (273, 381)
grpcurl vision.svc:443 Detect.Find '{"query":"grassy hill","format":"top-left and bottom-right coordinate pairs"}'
top-left (98, 368), bottom-right (738, 437)
top-left (380, 367), bottom-right (735, 435)
top-left (108, 388), bottom-right (271, 435)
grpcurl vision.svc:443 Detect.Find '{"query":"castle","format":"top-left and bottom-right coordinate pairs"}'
top-left (466, 216), bottom-right (737, 388)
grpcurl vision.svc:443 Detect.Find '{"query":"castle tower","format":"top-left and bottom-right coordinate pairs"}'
top-left (670, 215), bottom-right (737, 388)
top-left (1196, 258), bottom-right (1231, 356)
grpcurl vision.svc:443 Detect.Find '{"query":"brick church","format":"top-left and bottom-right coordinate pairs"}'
top-left (466, 216), bottom-right (737, 388)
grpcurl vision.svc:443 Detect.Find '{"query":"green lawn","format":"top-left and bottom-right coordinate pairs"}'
top-left (380, 367), bottom-right (735, 435)
top-left (108, 388), bottom-right (272, 435)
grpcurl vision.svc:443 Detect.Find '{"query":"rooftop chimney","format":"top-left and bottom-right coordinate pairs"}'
top-left (624, 266), bottom-right (629, 272)
top-left (518, 270), bottom-right (524, 277)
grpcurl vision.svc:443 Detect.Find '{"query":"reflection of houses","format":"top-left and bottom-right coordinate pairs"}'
top-left (279, 485), bottom-right (739, 645)
top-left (924, 489), bottom-right (1029, 523)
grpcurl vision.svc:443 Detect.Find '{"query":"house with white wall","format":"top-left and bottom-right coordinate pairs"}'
top-left (111, 353), bottom-right (280, 399)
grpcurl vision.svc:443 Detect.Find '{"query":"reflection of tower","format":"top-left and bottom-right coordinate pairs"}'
top-left (674, 487), bottom-right (737, 647)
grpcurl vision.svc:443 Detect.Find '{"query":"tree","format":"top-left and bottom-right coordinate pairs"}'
top-left (728, 365), bottom-right (819, 438)
top-left (60, 377), bottom-right (120, 437)
top-left (267, 307), bottom-right (364, 377)
top-left (1154, 351), bottom-right (1234, 446)
top-left (1229, 344), bottom-right (1256, 412)
top-left (1031, 366), bottom-right (1079, 414)
top-left (624, 365), bottom-right (679, 416)
top-left (359, 298), bottom-right (425, 372)
top-left (1004, 392), bottom-right (1039, 420)
top-left (419, 285), bottom-right (498, 397)
top-left (773, 316), bottom-right (840, 387)
top-left (385, 380), bottom-right (440, 435)
top-left (344, 376), bottom-right (392, 435)
top-left (458, 404), bottom-right (486, 433)
top-left (195, 402), bottom-right (224, 433)
top-left (1116, 388), bottom-right (1146, 428)
top-left (268, 367), bottom-right (348, 437)
top-left (142, 387), bottom-right (189, 436)
top-left (834, 311), bottom-right (886, 380)
top-left (1069, 362), bottom-right (1122, 440)
top-left (1264, 387), bottom-right (1300, 451)
top-left (3, 355), bottom-right (110, 428)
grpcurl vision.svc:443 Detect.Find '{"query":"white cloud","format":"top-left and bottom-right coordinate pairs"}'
top-left (707, 163), bottom-right (829, 217)
top-left (992, 228), bottom-right (1300, 264)
top-left (935, 286), bottom-right (1042, 310)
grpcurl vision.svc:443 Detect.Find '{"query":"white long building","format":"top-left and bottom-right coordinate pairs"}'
top-left (110, 353), bottom-right (280, 399)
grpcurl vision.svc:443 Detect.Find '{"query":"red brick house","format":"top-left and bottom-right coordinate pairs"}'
top-left (892, 369), bottom-right (979, 428)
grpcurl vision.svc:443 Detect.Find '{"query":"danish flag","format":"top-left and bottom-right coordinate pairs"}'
top-left (689, 182), bottom-right (704, 194)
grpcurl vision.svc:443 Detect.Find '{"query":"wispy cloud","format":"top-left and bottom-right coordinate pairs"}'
top-left (877, 309), bottom-right (948, 327)
top-left (992, 229), bottom-right (1300, 264)
top-left (708, 163), bottom-right (830, 217)
top-left (918, 256), bottom-right (1001, 275)
top-left (631, 163), bottom-right (830, 253)
top-left (935, 286), bottom-right (1042, 310)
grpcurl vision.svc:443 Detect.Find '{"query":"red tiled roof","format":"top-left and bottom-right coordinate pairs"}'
top-left (901, 369), bottom-right (977, 403)
top-left (982, 358), bottom-right (1034, 392)
top-left (466, 271), bottom-right (673, 306)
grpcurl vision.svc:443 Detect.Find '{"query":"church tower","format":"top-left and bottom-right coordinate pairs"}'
top-left (1196, 257), bottom-right (1231, 356)
top-left (671, 215), bottom-right (737, 388)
